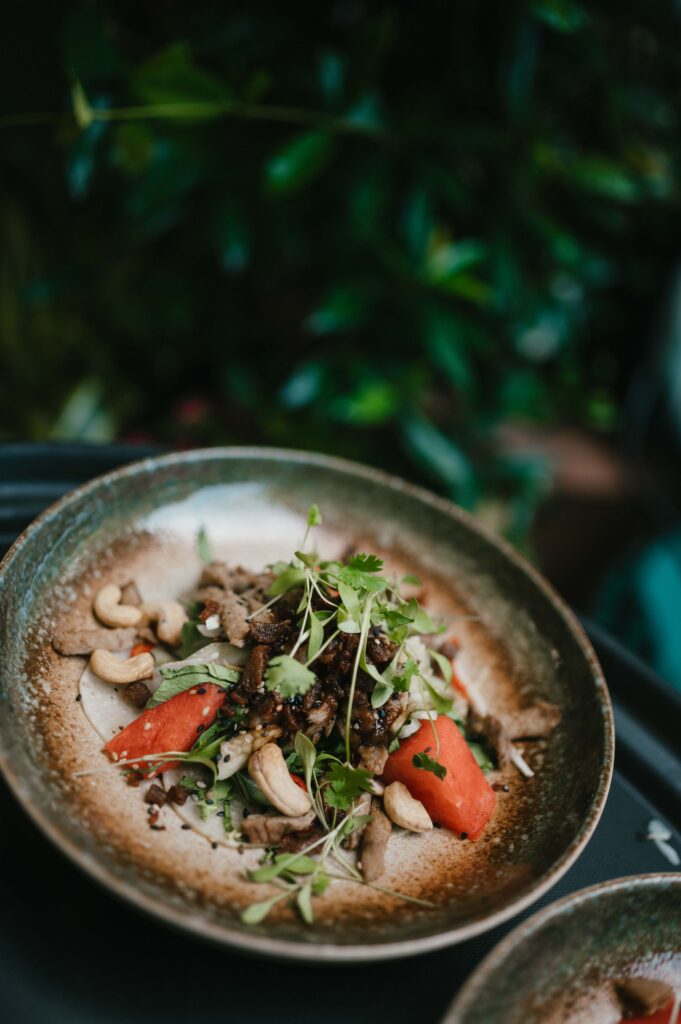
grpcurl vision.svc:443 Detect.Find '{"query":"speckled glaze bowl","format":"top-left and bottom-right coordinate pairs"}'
top-left (0, 448), bottom-right (613, 960)
top-left (444, 873), bottom-right (681, 1023)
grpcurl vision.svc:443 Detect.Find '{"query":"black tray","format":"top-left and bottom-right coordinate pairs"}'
top-left (1, 443), bottom-right (679, 1024)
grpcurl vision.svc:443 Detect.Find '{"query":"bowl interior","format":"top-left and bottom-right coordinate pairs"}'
top-left (0, 448), bottom-right (612, 959)
top-left (446, 874), bottom-right (681, 1023)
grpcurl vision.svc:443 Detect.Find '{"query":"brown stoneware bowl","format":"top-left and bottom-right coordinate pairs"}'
top-left (0, 448), bottom-right (613, 960)
top-left (444, 873), bottom-right (681, 1022)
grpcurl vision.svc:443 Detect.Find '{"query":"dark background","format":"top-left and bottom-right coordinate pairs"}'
top-left (3, 0), bottom-right (681, 685)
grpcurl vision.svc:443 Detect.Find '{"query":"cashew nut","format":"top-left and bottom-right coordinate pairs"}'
top-left (94, 584), bottom-right (143, 628)
top-left (383, 781), bottom-right (433, 833)
top-left (89, 649), bottom-right (155, 685)
top-left (248, 742), bottom-right (312, 817)
top-left (140, 601), bottom-right (188, 646)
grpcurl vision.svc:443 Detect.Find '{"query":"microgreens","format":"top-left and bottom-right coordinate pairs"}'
top-left (197, 525), bottom-right (213, 565)
top-left (264, 654), bottom-right (316, 698)
top-left (147, 661), bottom-right (240, 708)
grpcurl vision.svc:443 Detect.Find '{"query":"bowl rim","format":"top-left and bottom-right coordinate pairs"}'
top-left (0, 445), bottom-right (614, 961)
top-left (443, 872), bottom-right (681, 1021)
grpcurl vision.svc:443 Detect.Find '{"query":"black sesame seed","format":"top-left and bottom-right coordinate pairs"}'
top-left (434, 822), bottom-right (442, 829)
top-left (75, 693), bottom-right (82, 702)
top-left (196, 724), bottom-right (205, 734)
top-left (197, 687), bottom-right (206, 695)
top-left (211, 842), bottom-right (218, 850)
top-left (223, 753), bottom-right (231, 762)
top-left (181, 823), bottom-right (191, 830)
top-left (205, 798), bottom-right (214, 805)
top-left (150, 824), bottom-right (166, 831)
top-left (460, 832), bottom-right (468, 840)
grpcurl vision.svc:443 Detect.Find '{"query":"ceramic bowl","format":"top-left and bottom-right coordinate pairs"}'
top-left (444, 873), bottom-right (681, 1022)
top-left (0, 447), bottom-right (613, 960)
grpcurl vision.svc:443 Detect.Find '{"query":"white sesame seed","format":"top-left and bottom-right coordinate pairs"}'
top-left (196, 781), bottom-right (206, 789)
top-left (189, 689), bottom-right (197, 695)
top-left (143, 722), bottom-right (152, 731)
top-left (202, 706), bottom-right (210, 716)
top-left (111, 752), bottom-right (119, 762)
top-left (120, 750), bottom-right (128, 758)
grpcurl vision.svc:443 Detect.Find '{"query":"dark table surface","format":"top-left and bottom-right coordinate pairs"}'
top-left (1, 443), bottom-right (680, 1024)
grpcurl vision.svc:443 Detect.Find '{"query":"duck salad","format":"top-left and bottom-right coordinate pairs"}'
top-left (59, 505), bottom-right (560, 924)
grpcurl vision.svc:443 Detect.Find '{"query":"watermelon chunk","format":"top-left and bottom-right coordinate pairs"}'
top-left (104, 683), bottom-right (226, 778)
top-left (382, 715), bottom-right (496, 839)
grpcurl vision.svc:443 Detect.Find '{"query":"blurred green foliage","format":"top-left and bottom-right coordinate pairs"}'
top-left (2, 0), bottom-right (681, 541)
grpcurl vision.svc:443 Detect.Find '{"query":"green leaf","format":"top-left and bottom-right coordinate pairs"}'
top-left (324, 762), bottom-right (373, 810)
top-left (401, 574), bottom-right (421, 586)
top-left (428, 648), bottom-right (453, 685)
top-left (294, 732), bottom-right (317, 791)
top-left (423, 680), bottom-right (454, 714)
top-left (71, 76), bottom-right (94, 130)
top-left (531, 0), bottom-right (586, 33)
top-left (370, 679), bottom-right (394, 709)
top-left (265, 132), bottom-right (333, 195)
top-left (338, 580), bottom-right (362, 623)
top-left (267, 566), bottom-right (306, 596)
top-left (402, 599), bottom-right (441, 635)
top-left (249, 853), bottom-right (317, 883)
top-left (307, 610), bottom-right (324, 662)
top-left (175, 621), bottom-right (212, 660)
top-left (147, 661), bottom-right (240, 708)
top-left (132, 42), bottom-right (228, 107)
top-left (297, 882), bottom-right (314, 924)
top-left (197, 526), bottom-right (213, 564)
top-left (348, 553), bottom-right (384, 573)
top-left (264, 655), bottom-right (316, 698)
top-left (307, 503), bottom-right (323, 527)
top-left (240, 891), bottom-right (288, 925)
top-left (412, 751), bottom-right (447, 780)
top-left (468, 742), bottom-right (495, 772)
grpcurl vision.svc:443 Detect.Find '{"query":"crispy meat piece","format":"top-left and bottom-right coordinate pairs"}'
top-left (53, 626), bottom-right (139, 656)
top-left (199, 598), bottom-right (221, 622)
top-left (365, 634), bottom-right (397, 668)
top-left (467, 709), bottom-right (513, 769)
top-left (120, 581), bottom-right (142, 607)
top-left (241, 644), bottom-right (271, 692)
top-left (166, 784), bottom-right (189, 806)
top-left (360, 799), bottom-right (392, 881)
top-left (248, 620), bottom-right (292, 645)
top-left (144, 784), bottom-right (166, 807)
top-left (125, 680), bottom-right (152, 709)
top-left (241, 809), bottom-right (317, 846)
top-left (505, 701), bottom-right (561, 740)
top-left (358, 744), bottom-right (389, 776)
top-left (614, 977), bottom-right (674, 1018)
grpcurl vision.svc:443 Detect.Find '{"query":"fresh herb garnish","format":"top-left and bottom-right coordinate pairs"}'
top-left (197, 525), bottom-right (213, 565)
top-left (264, 655), bottom-right (316, 698)
top-left (147, 661), bottom-right (240, 708)
top-left (412, 752), bottom-right (448, 780)
top-left (324, 761), bottom-right (373, 810)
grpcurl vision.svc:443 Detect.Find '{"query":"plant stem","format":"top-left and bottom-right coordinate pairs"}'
top-left (344, 597), bottom-right (373, 763)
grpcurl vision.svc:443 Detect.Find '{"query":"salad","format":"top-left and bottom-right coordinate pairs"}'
top-left (57, 504), bottom-right (560, 925)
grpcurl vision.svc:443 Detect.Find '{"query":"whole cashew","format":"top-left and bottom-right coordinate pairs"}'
top-left (248, 742), bottom-right (312, 817)
top-left (94, 584), bottom-right (143, 628)
top-left (383, 781), bottom-right (433, 833)
top-left (89, 649), bottom-right (155, 684)
top-left (140, 601), bottom-right (188, 647)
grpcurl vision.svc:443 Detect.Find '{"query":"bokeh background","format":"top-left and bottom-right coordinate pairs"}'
top-left (3, 0), bottom-right (681, 686)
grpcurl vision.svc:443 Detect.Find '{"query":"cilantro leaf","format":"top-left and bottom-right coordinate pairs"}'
top-left (412, 752), bottom-right (447, 780)
top-left (307, 609), bottom-right (324, 662)
top-left (324, 761), bottom-right (373, 810)
top-left (264, 655), bottom-right (316, 698)
top-left (347, 553), bottom-right (384, 573)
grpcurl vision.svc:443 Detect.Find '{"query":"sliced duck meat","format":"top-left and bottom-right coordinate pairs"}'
top-left (358, 744), bottom-right (389, 776)
top-left (360, 799), bottom-right (392, 881)
top-left (346, 792), bottom-right (372, 851)
top-left (241, 809), bottom-right (317, 846)
top-left (53, 626), bottom-right (139, 656)
top-left (505, 701), bottom-right (561, 740)
top-left (240, 644), bottom-right (271, 692)
top-left (467, 708), bottom-right (513, 769)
